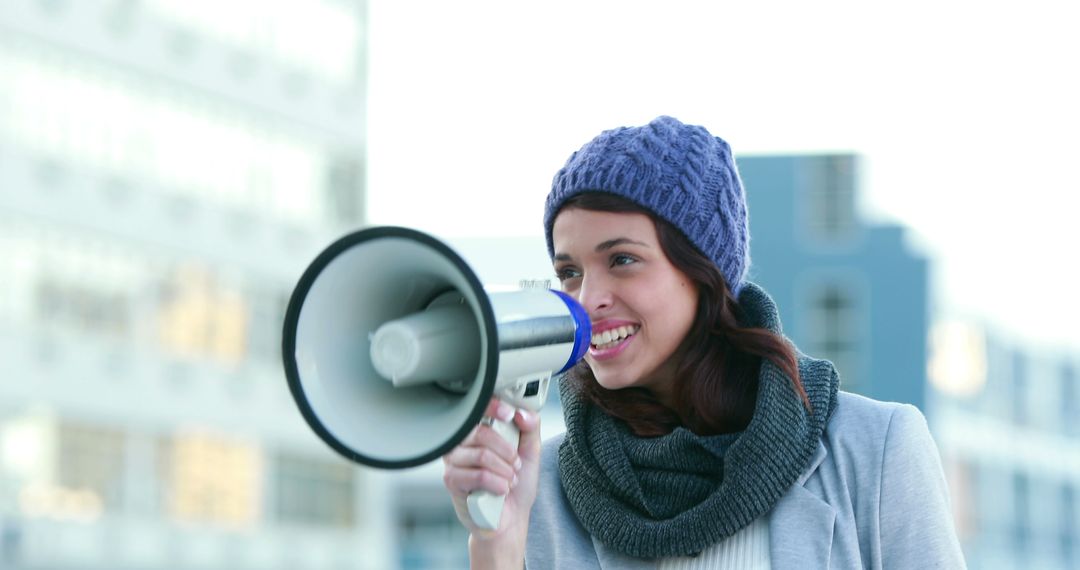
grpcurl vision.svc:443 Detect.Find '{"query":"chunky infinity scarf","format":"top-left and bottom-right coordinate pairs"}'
top-left (557, 283), bottom-right (839, 559)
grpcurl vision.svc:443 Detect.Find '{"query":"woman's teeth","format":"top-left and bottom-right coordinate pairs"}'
top-left (591, 325), bottom-right (639, 349)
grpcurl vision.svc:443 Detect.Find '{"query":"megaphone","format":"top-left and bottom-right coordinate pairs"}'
top-left (281, 226), bottom-right (590, 530)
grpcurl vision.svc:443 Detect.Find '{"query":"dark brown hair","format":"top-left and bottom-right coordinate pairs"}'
top-left (558, 193), bottom-right (808, 437)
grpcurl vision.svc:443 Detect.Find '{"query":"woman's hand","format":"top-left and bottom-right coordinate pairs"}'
top-left (442, 398), bottom-right (542, 567)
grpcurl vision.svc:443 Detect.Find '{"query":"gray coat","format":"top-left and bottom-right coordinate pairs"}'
top-left (526, 391), bottom-right (966, 569)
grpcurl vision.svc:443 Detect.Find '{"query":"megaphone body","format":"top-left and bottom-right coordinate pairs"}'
top-left (282, 227), bottom-right (590, 530)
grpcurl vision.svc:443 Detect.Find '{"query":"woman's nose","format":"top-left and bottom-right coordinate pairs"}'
top-left (578, 274), bottom-right (613, 314)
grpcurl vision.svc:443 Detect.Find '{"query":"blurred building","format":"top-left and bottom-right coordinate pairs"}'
top-left (738, 154), bottom-right (930, 410)
top-left (0, 1), bottom-right (384, 569)
top-left (929, 322), bottom-right (1080, 569)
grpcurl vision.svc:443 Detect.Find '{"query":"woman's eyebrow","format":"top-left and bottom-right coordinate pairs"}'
top-left (553, 237), bottom-right (649, 262)
top-left (596, 237), bottom-right (649, 252)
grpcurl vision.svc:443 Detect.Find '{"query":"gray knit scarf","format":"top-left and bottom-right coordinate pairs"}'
top-left (557, 283), bottom-right (840, 559)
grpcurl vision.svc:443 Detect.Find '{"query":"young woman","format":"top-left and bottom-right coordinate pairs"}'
top-left (442, 116), bottom-right (965, 569)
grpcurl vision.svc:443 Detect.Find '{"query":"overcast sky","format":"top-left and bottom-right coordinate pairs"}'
top-left (364, 0), bottom-right (1078, 351)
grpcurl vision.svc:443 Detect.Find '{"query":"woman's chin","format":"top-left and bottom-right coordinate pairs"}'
top-left (593, 374), bottom-right (638, 392)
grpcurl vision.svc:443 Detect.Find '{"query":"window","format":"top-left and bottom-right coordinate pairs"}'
top-left (801, 155), bottom-right (857, 242)
top-left (1012, 352), bottom-right (1028, 426)
top-left (273, 453), bottom-right (356, 527)
top-left (325, 154), bottom-right (365, 225)
top-left (35, 277), bottom-right (131, 337)
top-left (1062, 483), bottom-right (1076, 566)
top-left (1063, 364), bottom-right (1077, 436)
top-left (804, 283), bottom-right (861, 392)
top-left (159, 432), bottom-right (262, 527)
top-left (27, 231), bottom-right (144, 340)
top-left (156, 265), bottom-right (250, 365)
top-left (1013, 470), bottom-right (1030, 555)
top-left (56, 422), bottom-right (126, 514)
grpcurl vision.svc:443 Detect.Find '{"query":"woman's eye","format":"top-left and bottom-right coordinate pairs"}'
top-left (611, 254), bottom-right (637, 267)
top-left (556, 267), bottom-right (581, 281)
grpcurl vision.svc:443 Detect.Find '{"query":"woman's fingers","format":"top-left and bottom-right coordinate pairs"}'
top-left (441, 398), bottom-right (543, 538)
top-left (453, 402), bottom-right (522, 463)
top-left (479, 418), bottom-right (522, 458)
top-left (444, 444), bottom-right (518, 487)
top-left (442, 399), bottom-right (526, 498)
top-left (444, 422), bottom-right (521, 470)
top-left (443, 464), bottom-right (517, 497)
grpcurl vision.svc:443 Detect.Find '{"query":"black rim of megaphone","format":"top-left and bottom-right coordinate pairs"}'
top-left (281, 226), bottom-right (499, 469)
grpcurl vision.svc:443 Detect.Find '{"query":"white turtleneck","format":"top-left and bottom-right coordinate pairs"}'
top-left (658, 513), bottom-right (771, 570)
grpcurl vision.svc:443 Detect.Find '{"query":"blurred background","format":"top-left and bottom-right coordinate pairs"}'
top-left (0, 0), bottom-right (1077, 569)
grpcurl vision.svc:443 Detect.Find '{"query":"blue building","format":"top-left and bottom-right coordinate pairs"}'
top-left (738, 154), bottom-right (930, 410)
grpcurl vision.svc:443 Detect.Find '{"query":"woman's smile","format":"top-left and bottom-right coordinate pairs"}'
top-left (589, 322), bottom-right (641, 359)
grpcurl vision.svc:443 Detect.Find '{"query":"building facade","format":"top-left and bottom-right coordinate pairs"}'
top-left (929, 321), bottom-right (1080, 569)
top-left (738, 154), bottom-right (930, 410)
top-left (0, 1), bottom-right (384, 568)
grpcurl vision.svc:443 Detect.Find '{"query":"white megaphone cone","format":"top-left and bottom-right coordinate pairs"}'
top-left (281, 226), bottom-right (590, 530)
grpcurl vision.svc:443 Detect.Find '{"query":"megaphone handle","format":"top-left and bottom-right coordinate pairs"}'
top-left (466, 413), bottom-right (521, 530)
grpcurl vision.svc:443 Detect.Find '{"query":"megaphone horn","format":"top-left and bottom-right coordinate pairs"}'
top-left (281, 226), bottom-right (590, 530)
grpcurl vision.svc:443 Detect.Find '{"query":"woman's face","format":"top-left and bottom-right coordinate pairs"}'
top-left (552, 208), bottom-right (699, 400)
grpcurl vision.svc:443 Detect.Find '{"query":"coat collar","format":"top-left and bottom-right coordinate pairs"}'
top-left (768, 440), bottom-right (836, 569)
top-left (592, 537), bottom-right (654, 570)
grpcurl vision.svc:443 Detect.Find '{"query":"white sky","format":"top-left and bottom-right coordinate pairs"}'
top-left (365, 0), bottom-right (1079, 351)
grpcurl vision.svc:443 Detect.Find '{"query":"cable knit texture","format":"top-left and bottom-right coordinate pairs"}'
top-left (544, 115), bottom-right (750, 296)
top-left (557, 282), bottom-right (840, 559)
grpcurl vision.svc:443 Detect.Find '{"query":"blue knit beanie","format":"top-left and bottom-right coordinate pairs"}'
top-left (544, 116), bottom-right (750, 296)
